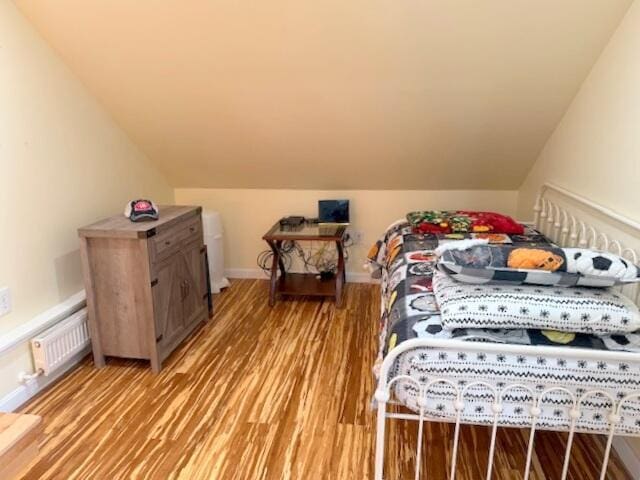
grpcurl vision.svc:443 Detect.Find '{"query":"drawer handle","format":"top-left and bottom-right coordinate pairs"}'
top-left (180, 280), bottom-right (190, 300)
top-left (190, 227), bottom-right (196, 232)
top-left (165, 241), bottom-right (171, 246)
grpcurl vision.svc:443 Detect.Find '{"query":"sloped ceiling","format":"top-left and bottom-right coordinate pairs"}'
top-left (15, 0), bottom-right (632, 190)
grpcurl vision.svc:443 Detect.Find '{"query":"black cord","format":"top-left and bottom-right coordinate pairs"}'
top-left (257, 243), bottom-right (295, 274)
top-left (257, 240), bottom-right (348, 274)
top-left (257, 250), bottom-right (274, 274)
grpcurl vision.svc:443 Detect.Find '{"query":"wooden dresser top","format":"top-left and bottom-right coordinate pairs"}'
top-left (78, 205), bottom-right (202, 239)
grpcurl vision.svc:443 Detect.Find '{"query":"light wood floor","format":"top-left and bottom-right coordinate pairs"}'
top-left (18, 279), bottom-right (631, 479)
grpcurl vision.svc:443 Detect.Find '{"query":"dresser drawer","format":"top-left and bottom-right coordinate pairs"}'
top-left (152, 216), bottom-right (202, 262)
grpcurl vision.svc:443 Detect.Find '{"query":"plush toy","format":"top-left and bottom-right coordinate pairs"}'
top-left (565, 248), bottom-right (640, 281)
top-left (507, 248), bottom-right (564, 271)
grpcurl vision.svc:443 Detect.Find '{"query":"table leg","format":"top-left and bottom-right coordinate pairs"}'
top-left (267, 240), bottom-right (280, 306)
top-left (336, 240), bottom-right (345, 308)
top-left (276, 240), bottom-right (286, 278)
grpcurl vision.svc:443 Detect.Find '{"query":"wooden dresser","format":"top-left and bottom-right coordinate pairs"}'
top-left (78, 206), bottom-right (208, 372)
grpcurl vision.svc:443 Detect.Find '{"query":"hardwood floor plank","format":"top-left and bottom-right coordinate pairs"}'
top-left (17, 279), bottom-right (632, 479)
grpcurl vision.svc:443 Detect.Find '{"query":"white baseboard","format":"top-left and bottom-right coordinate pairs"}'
top-left (225, 268), bottom-right (270, 279)
top-left (224, 268), bottom-right (377, 284)
top-left (613, 437), bottom-right (640, 476)
top-left (0, 346), bottom-right (89, 412)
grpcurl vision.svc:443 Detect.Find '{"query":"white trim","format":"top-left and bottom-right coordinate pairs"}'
top-left (0, 346), bottom-right (89, 412)
top-left (224, 268), bottom-right (377, 284)
top-left (0, 290), bottom-right (86, 357)
top-left (225, 268), bottom-right (270, 279)
top-left (613, 437), bottom-right (640, 477)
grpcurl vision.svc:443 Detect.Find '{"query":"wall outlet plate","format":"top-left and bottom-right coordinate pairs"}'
top-left (0, 287), bottom-right (12, 317)
top-left (347, 230), bottom-right (364, 245)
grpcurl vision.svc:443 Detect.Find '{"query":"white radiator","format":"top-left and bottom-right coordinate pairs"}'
top-left (31, 308), bottom-right (90, 376)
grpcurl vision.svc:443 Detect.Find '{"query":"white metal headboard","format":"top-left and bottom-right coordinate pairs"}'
top-left (534, 183), bottom-right (640, 306)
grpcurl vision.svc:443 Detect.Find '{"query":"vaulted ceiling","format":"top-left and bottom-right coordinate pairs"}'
top-left (15, 0), bottom-right (633, 190)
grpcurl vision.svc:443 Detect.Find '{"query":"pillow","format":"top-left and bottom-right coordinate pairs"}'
top-left (438, 244), bottom-right (640, 287)
top-left (565, 248), bottom-right (640, 282)
top-left (432, 271), bottom-right (640, 335)
top-left (406, 210), bottom-right (524, 235)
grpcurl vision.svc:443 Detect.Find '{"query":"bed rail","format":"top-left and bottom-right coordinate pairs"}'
top-left (374, 183), bottom-right (640, 480)
top-left (534, 183), bottom-right (640, 306)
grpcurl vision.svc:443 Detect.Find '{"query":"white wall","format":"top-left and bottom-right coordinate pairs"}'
top-left (0, 2), bottom-right (173, 400)
top-left (175, 188), bottom-right (519, 277)
top-left (518, 0), bottom-right (640, 221)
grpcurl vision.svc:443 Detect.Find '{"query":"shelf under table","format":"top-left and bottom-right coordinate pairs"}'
top-left (278, 273), bottom-right (337, 297)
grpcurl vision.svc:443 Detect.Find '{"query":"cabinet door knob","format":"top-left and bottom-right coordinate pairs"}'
top-left (165, 240), bottom-right (171, 246)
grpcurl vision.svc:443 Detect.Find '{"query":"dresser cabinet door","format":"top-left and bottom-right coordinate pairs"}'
top-left (180, 241), bottom-right (207, 329)
top-left (152, 256), bottom-right (185, 347)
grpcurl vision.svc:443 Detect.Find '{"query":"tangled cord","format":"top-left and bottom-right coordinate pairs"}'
top-left (257, 238), bottom-right (352, 274)
top-left (257, 241), bottom-right (295, 274)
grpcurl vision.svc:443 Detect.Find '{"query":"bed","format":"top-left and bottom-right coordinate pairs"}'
top-left (371, 184), bottom-right (640, 480)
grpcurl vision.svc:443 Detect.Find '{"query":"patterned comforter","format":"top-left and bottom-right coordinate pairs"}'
top-left (368, 221), bottom-right (640, 434)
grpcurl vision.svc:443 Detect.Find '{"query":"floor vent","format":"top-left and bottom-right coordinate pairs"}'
top-left (31, 308), bottom-right (90, 376)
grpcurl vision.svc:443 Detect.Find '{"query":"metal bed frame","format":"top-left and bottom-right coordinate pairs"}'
top-left (374, 183), bottom-right (640, 480)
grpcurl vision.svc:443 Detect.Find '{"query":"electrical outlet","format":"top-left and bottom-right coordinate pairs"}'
top-left (347, 230), bottom-right (364, 245)
top-left (0, 287), bottom-right (12, 317)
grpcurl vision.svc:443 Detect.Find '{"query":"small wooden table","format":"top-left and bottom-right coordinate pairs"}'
top-left (262, 222), bottom-right (347, 307)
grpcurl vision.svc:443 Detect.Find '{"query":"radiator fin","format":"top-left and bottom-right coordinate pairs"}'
top-left (31, 308), bottom-right (90, 376)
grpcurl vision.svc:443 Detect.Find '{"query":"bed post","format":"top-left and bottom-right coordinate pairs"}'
top-left (374, 389), bottom-right (389, 480)
top-left (533, 191), bottom-right (543, 228)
